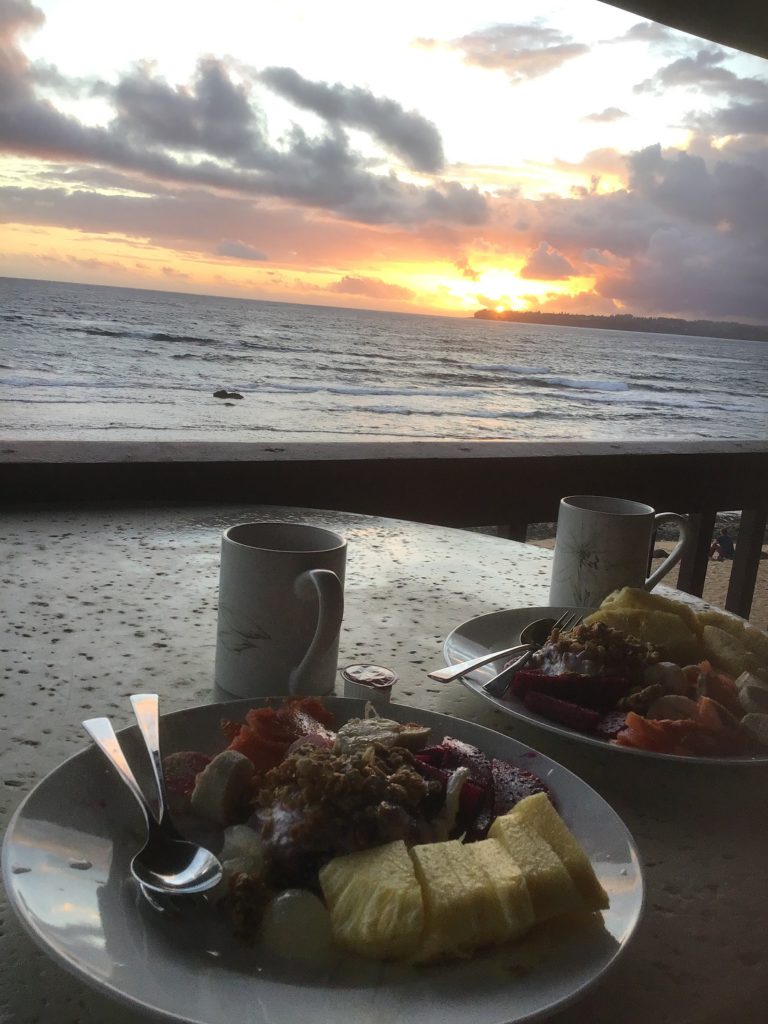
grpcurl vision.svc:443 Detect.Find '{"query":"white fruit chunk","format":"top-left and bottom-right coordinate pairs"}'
top-left (260, 890), bottom-right (333, 962)
top-left (189, 749), bottom-right (254, 824)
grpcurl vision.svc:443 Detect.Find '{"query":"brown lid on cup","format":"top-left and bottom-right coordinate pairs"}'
top-left (340, 664), bottom-right (397, 690)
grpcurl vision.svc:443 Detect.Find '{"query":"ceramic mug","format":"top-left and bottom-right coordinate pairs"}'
top-left (548, 495), bottom-right (690, 608)
top-left (214, 522), bottom-right (346, 699)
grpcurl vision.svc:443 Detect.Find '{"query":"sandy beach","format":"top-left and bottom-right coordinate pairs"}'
top-left (527, 535), bottom-right (768, 629)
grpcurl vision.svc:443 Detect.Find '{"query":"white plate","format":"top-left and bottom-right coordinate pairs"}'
top-left (3, 697), bottom-right (643, 1024)
top-left (444, 606), bottom-right (768, 766)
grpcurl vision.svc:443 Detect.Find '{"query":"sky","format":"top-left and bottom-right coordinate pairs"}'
top-left (1, 0), bottom-right (768, 321)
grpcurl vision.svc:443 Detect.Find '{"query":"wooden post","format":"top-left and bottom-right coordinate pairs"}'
top-left (497, 522), bottom-right (529, 543)
top-left (726, 506), bottom-right (767, 619)
top-left (677, 510), bottom-right (717, 597)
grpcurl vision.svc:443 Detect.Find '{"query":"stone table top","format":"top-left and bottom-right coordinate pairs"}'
top-left (1, 504), bottom-right (766, 1024)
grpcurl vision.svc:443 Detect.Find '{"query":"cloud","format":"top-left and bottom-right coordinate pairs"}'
top-left (553, 147), bottom-right (629, 182)
top-left (611, 21), bottom-right (677, 47)
top-left (327, 275), bottom-right (414, 299)
top-left (454, 256), bottom-right (480, 280)
top-left (631, 47), bottom-right (768, 152)
top-left (215, 240), bottom-right (268, 260)
top-left (627, 143), bottom-right (768, 232)
top-left (0, 0), bottom-right (43, 104)
top-left (581, 247), bottom-right (623, 267)
top-left (634, 47), bottom-right (768, 103)
top-left (0, 0), bottom-right (42, 42)
top-left (519, 241), bottom-right (577, 279)
top-left (438, 24), bottom-right (589, 83)
top-left (492, 141), bottom-right (768, 320)
top-left (695, 99), bottom-right (768, 138)
top-left (111, 58), bottom-right (265, 159)
top-left (583, 107), bottom-right (628, 123)
top-left (259, 66), bottom-right (444, 173)
top-left (0, 9), bottom-right (484, 228)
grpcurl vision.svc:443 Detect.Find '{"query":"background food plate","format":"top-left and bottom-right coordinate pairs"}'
top-left (444, 606), bottom-right (768, 766)
top-left (3, 697), bottom-right (643, 1024)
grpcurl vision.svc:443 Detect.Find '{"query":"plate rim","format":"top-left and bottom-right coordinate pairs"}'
top-left (2, 695), bottom-right (645, 1024)
top-left (443, 606), bottom-right (768, 766)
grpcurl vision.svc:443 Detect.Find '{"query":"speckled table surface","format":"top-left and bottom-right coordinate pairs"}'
top-left (1, 504), bottom-right (766, 1024)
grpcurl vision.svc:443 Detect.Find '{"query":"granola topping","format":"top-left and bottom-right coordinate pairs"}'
top-left (530, 620), bottom-right (660, 682)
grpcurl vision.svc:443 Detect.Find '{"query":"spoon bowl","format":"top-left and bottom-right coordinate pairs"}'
top-left (131, 829), bottom-right (222, 895)
top-left (518, 616), bottom-right (557, 646)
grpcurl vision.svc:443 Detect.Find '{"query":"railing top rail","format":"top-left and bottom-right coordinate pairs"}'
top-left (2, 438), bottom-right (768, 465)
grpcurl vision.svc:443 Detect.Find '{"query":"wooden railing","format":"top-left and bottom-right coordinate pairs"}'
top-left (2, 439), bottom-right (767, 617)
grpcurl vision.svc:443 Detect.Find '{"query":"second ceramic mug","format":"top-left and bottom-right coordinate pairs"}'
top-left (214, 522), bottom-right (346, 699)
top-left (548, 495), bottom-right (690, 608)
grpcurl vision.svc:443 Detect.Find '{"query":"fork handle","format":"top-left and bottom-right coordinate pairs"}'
top-left (82, 717), bottom-right (152, 826)
top-left (130, 694), bottom-right (171, 828)
top-left (428, 643), bottom-right (534, 682)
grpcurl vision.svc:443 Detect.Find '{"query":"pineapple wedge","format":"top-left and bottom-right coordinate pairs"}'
top-left (508, 793), bottom-right (608, 910)
top-left (742, 622), bottom-right (768, 666)
top-left (470, 838), bottom-right (535, 941)
top-left (488, 815), bottom-right (582, 922)
top-left (410, 839), bottom-right (507, 962)
top-left (319, 840), bottom-right (423, 960)
top-left (602, 586), bottom-right (701, 637)
top-left (702, 624), bottom-right (759, 679)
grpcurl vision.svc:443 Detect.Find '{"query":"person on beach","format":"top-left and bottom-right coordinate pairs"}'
top-left (710, 528), bottom-right (735, 561)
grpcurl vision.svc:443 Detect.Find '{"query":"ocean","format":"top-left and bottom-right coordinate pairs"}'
top-left (2, 277), bottom-right (767, 443)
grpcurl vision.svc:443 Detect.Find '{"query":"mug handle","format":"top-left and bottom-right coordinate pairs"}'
top-left (289, 568), bottom-right (345, 695)
top-left (644, 513), bottom-right (690, 591)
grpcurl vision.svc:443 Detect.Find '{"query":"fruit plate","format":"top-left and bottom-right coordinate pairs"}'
top-left (3, 696), bottom-right (643, 1024)
top-left (444, 606), bottom-right (768, 766)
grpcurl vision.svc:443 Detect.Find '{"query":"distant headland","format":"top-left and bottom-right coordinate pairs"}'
top-left (473, 309), bottom-right (768, 343)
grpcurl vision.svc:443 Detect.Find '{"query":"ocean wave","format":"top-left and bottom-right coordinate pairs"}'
top-left (170, 351), bottom-right (253, 362)
top-left (346, 403), bottom-right (560, 420)
top-left (260, 381), bottom-right (489, 399)
top-left (523, 375), bottom-right (629, 392)
top-left (0, 395), bottom-right (177, 405)
top-left (149, 331), bottom-right (215, 345)
top-left (566, 387), bottom-right (768, 414)
top-left (471, 363), bottom-right (550, 375)
top-left (64, 326), bottom-right (127, 338)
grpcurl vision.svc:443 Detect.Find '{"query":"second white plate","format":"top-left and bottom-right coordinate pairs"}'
top-left (443, 606), bottom-right (768, 766)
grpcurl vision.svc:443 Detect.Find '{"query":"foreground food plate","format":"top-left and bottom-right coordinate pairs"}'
top-left (2, 697), bottom-right (643, 1024)
top-left (445, 607), bottom-right (768, 765)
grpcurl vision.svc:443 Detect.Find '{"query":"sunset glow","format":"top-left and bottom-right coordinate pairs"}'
top-left (1, 0), bottom-right (768, 320)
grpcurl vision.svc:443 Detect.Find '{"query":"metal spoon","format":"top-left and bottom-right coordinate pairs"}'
top-left (483, 611), bottom-right (584, 697)
top-left (428, 613), bottom-right (567, 683)
top-left (82, 710), bottom-right (223, 897)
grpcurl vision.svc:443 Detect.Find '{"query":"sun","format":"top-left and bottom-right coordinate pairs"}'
top-left (495, 305), bottom-right (506, 313)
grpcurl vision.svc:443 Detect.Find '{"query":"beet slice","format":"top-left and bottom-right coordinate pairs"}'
top-left (415, 739), bottom-right (495, 838)
top-left (522, 690), bottom-right (602, 733)
top-left (414, 758), bottom-right (487, 834)
top-left (490, 759), bottom-right (549, 817)
top-left (511, 669), bottom-right (632, 712)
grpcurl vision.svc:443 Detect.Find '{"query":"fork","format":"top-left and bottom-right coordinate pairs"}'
top-left (482, 611), bottom-right (584, 698)
top-left (430, 610), bottom-right (580, 684)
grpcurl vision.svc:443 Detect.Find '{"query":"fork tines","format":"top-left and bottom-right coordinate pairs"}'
top-left (552, 610), bottom-right (583, 634)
